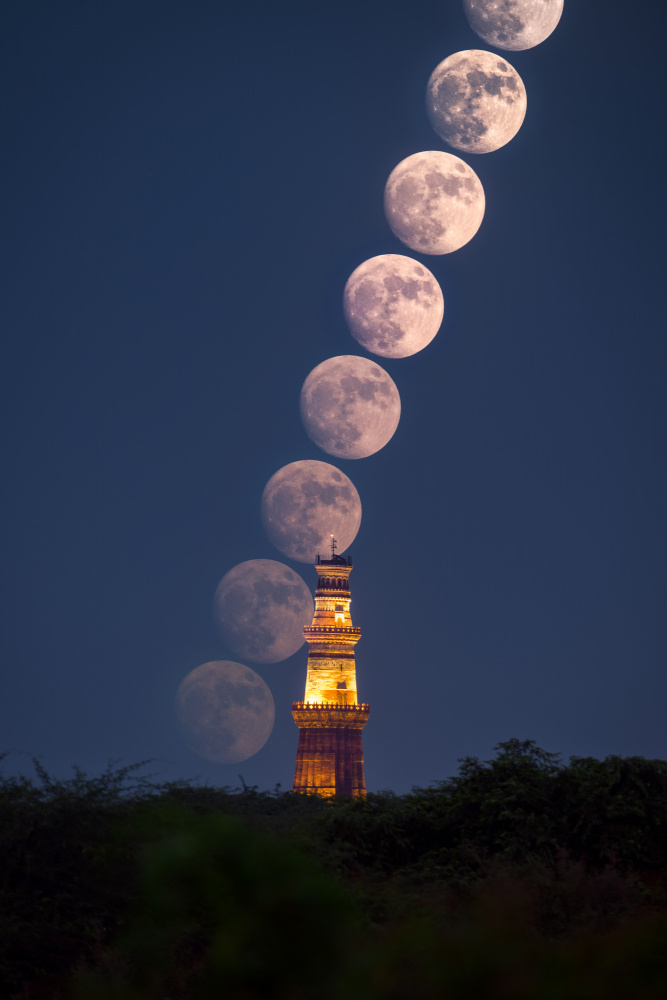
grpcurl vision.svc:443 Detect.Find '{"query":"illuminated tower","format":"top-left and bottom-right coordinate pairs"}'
top-left (292, 543), bottom-right (369, 796)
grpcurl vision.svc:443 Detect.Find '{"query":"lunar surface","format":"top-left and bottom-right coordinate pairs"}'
top-left (261, 460), bottom-right (361, 563)
top-left (463, 0), bottom-right (564, 51)
top-left (343, 254), bottom-right (444, 358)
top-left (384, 151), bottom-right (485, 254)
top-left (300, 356), bottom-right (400, 459)
top-left (426, 50), bottom-right (526, 154)
top-left (213, 559), bottom-right (313, 663)
top-left (176, 660), bottom-right (275, 764)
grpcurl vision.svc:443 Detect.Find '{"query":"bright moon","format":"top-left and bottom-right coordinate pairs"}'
top-left (384, 150), bottom-right (485, 254)
top-left (426, 50), bottom-right (526, 154)
top-left (300, 356), bottom-right (400, 460)
top-left (213, 559), bottom-right (314, 663)
top-left (463, 0), bottom-right (564, 51)
top-left (176, 660), bottom-right (275, 764)
top-left (343, 254), bottom-right (444, 358)
top-left (261, 460), bottom-right (361, 564)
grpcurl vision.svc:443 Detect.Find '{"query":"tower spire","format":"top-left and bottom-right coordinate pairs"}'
top-left (292, 555), bottom-right (369, 797)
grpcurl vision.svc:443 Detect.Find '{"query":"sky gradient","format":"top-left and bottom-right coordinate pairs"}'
top-left (2, 0), bottom-right (666, 792)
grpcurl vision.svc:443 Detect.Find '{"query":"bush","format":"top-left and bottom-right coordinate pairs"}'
top-left (1, 742), bottom-right (666, 997)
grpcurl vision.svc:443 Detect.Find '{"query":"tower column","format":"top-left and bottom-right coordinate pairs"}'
top-left (292, 553), bottom-right (369, 797)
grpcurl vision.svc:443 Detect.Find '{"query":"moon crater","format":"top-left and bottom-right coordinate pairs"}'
top-left (261, 460), bottom-right (361, 563)
top-left (176, 661), bottom-right (275, 764)
top-left (343, 254), bottom-right (444, 358)
top-left (300, 356), bottom-right (400, 459)
top-left (427, 50), bottom-right (526, 153)
top-left (213, 560), bottom-right (313, 663)
top-left (463, 0), bottom-right (564, 51)
top-left (384, 151), bottom-right (485, 254)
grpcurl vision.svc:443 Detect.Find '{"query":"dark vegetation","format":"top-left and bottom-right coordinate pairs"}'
top-left (2, 740), bottom-right (667, 998)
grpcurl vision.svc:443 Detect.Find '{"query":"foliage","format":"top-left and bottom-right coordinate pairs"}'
top-left (0, 758), bottom-right (156, 996)
top-left (74, 813), bottom-right (361, 1000)
top-left (1, 742), bottom-right (666, 997)
top-left (322, 739), bottom-right (667, 879)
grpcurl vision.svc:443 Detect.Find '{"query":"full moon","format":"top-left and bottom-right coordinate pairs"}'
top-left (213, 559), bottom-right (313, 663)
top-left (343, 254), bottom-right (444, 358)
top-left (300, 356), bottom-right (400, 459)
top-left (463, 0), bottom-right (564, 51)
top-left (176, 660), bottom-right (275, 764)
top-left (384, 151), bottom-right (485, 254)
top-left (261, 460), bottom-right (361, 563)
top-left (426, 50), bottom-right (526, 154)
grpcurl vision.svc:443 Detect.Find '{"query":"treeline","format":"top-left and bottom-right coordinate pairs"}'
top-left (2, 740), bottom-right (667, 998)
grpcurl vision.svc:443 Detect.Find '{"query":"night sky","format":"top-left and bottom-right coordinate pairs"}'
top-left (2, 1), bottom-right (666, 793)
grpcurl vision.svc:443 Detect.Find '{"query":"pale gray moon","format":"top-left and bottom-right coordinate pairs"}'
top-left (343, 254), bottom-right (444, 358)
top-left (261, 460), bottom-right (361, 563)
top-left (384, 150), bottom-right (485, 254)
top-left (213, 559), bottom-right (313, 663)
top-left (463, 0), bottom-right (564, 51)
top-left (176, 660), bottom-right (275, 764)
top-left (426, 50), bottom-right (526, 154)
top-left (300, 356), bottom-right (400, 459)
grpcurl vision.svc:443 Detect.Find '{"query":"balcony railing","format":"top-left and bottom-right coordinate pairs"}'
top-left (303, 626), bottom-right (361, 635)
top-left (292, 701), bottom-right (369, 711)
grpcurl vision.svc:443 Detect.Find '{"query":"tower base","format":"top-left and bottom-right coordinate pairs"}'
top-left (292, 702), bottom-right (369, 797)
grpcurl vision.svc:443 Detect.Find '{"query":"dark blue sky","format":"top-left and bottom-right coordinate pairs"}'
top-left (2, 1), bottom-right (665, 792)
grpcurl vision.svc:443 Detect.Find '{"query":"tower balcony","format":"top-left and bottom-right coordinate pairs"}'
top-left (292, 701), bottom-right (370, 730)
top-left (303, 625), bottom-right (361, 637)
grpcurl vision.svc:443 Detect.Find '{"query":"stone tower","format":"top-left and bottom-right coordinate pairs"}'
top-left (292, 546), bottom-right (369, 796)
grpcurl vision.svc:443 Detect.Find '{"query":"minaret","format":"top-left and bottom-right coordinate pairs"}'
top-left (292, 540), bottom-right (369, 797)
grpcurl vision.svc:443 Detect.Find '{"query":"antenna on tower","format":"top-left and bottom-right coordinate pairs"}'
top-left (331, 535), bottom-right (337, 559)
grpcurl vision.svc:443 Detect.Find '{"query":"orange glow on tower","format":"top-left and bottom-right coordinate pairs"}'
top-left (292, 547), bottom-right (369, 797)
